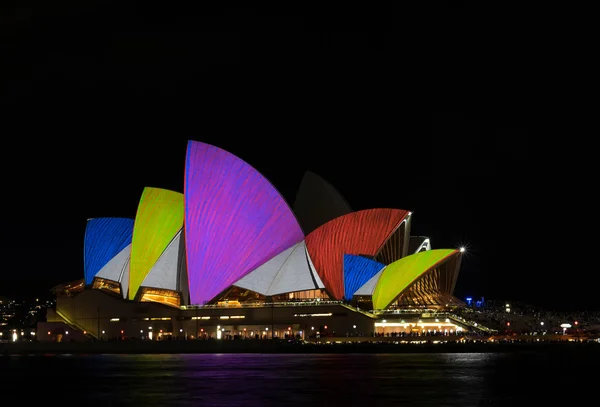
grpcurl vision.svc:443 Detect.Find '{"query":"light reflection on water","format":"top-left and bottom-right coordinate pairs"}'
top-left (1, 352), bottom-right (596, 406)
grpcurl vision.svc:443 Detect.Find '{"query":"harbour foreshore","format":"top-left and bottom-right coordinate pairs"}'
top-left (2, 339), bottom-right (599, 355)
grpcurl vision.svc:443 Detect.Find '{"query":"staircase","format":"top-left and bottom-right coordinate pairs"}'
top-left (444, 313), bottom-right (496, 333)
top-left (340, 303), bottom-right (377, 318)
top-left (54, 308), bottom-right (99, 339)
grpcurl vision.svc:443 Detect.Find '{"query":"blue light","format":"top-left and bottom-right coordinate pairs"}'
top-left (84, 218), bottom-right (134, 285)
top-left (343, 254), bottom-right (385, 301)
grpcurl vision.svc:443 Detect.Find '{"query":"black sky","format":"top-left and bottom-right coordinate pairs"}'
top-left (0, 3), bottom-right (574, 309)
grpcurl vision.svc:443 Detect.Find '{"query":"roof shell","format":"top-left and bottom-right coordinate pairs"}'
top-left (83, 217), bottom-right (134, 285)
top-left (305, 208), bottom-right (409, 300)
top-left (94, 243), bottom-right (131, 299)
top-left (372, 249), bottom-right (459, 309)
top-left (293, 171), bottom-right (352, 235)
top-left (140, 228), bottom-right (183, 292)
top-left (184, 140), bottom-right (304, 305)
top-left (343, 254), bottom-right (385, 301)
top-left (129, 187), bottom-right (184, 300)
top-left (233, 241), bottom-right (318, 296)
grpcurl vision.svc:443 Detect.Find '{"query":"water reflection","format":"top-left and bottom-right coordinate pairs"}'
top-left (1, 352), bottom-right (597, 406)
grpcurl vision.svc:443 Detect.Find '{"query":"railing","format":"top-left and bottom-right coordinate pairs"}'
top-left (371, 308), bottom-right (443, 315)
top-left (369, 310), bottom-right (497, 333)
top-left (182, 300), bottom-right (345, 310)
top-left (339, 303), bottom-right (377, 318)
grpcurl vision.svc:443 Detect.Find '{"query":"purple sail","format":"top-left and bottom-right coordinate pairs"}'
top-left (184, 141), bottom-right (304, 305)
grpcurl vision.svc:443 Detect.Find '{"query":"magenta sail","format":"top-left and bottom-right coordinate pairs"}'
top-left (184, 140), bottom-right (304, 305)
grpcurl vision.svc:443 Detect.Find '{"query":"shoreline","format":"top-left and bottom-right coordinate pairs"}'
top-left (3, 340), bottom-right (600, 355)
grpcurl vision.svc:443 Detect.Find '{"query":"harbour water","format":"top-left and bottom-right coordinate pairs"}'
top-left (2, 352), bottom-right (594, 406)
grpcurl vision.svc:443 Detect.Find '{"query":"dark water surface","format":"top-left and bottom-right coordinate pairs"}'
top-left (1, 352), bottom-right (594, 406)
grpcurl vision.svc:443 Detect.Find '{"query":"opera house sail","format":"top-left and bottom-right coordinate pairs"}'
top-left (84, 217), bottom-right (134, 298)
top-left (304, 208), bottom-right (411, 300)
top-left (184, 141), bottom-right (305, 305)
top-left (293, 170), bottom-right (353, 235)
top-left (129, 187), bottom-right (185, 305)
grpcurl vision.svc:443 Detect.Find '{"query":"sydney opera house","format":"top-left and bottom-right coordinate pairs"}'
top-left (39, 140), bottom-right (473, 342)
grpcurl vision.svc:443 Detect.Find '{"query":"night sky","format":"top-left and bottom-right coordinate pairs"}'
top-left (1, 3), bottom-right (573, 309)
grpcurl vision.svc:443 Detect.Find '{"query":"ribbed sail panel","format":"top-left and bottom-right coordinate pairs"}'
top-left (234, 241), bottom-right (317, 296)
top-left (343, 254), bottom-right (385, 301)
top-left (354, 269), bottom-right (384, 296)
top-left (305, 208), bottom-right (409, 300)
top-left (267, 241), bottom-right (316, 295)
top-left (233, 245), bottom-right (295, 295)
top-left (141, 229), bottom-right (182, 292)
top-left (293, 171), bottom-right (352, 235)
top-left (95, 243), bottom-right (131, 285)
top-left (184, 140), bottom-right (304, 305)
top-left (83, 218), bottom-right (133, 285)
top-left (129, 187), bottom-right (184, 300)
top-left (373, 249), bottom-right (459, 310)
top-left (120, 255), bottom-right (130, 299)
top-left (408, 236), bottom-right (431, 254)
